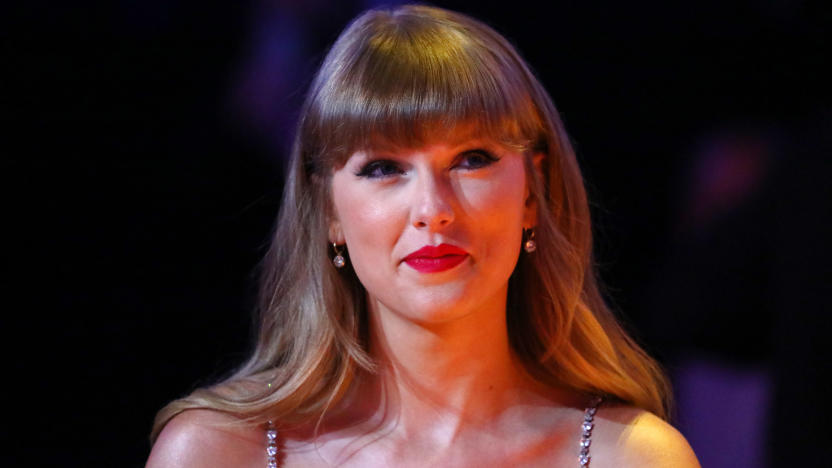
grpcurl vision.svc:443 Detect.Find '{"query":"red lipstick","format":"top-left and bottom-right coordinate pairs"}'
top-left (403, 244), bottom-right (469, 273)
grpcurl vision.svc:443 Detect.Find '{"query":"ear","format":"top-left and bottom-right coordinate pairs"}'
top-left (523, 152), bottom-right (545, 228)
top-left (328, 219), bottom-right (345, 245)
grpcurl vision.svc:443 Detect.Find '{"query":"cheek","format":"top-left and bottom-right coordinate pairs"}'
top-left (461, 166), bottom-right (528, 269)
top-left (347, 199), bottom-right (400, 243)
top-left (461, 165), bottom-right (528, 231)
top-left (331, 179), bottom-right (403, 268)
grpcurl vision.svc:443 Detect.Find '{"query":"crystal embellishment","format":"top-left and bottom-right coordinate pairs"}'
top-left (332, 243), bottom-right (347, 269)
top-left (523, 228), bottom-right (537, 253)
top-left (578, 396), bottom-right (603, 467)
top-left (265, 421), bottom-right (278, 468)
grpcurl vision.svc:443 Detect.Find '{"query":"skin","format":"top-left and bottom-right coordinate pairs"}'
top-left (329, 138), bottom-right (535, 326)
top-left (147, 135), bottom-right (701, 467)
top-left (321, 138), bottom-right (551, 462)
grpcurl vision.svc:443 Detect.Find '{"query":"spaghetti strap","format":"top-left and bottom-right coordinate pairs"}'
top-left (579, 396), bottom-right (603, 467)
top-left (265, 421), bottom-right (278, 468)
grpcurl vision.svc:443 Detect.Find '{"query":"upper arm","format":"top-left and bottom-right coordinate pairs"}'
top-left (146, 409), bottom-right (264, 468)
top-left (614, 411), bottom-right (701, 468)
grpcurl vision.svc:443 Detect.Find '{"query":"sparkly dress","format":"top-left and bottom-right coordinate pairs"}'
top-left (264, 396), bottom-right (603, 467)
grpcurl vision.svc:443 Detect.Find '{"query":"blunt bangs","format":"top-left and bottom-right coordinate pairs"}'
top-left (301, 6), bottom-right (545, 171)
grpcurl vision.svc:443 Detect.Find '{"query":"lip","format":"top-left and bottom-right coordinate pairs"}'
top-left (403, 243), bottom-right (469, 273)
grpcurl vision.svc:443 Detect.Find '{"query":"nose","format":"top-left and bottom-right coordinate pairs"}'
top-left (410, 171), bottom-right (455, 230)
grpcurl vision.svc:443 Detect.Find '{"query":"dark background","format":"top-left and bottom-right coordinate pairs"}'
top-left (6, 1), bottom-right (830, 466)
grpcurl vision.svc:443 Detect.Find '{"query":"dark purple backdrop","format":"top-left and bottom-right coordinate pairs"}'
top-left (6, 1), bottom-right (830, 466)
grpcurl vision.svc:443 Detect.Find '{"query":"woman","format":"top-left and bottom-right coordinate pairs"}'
top-left (147, 5), bottom-right (699, 467)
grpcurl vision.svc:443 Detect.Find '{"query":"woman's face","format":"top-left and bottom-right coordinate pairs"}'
top-left (330, 136), bottom-right (537, 325)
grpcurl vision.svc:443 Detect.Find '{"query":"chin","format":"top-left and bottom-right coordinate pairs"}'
top-left (386, 289), bottom-right (486, 326)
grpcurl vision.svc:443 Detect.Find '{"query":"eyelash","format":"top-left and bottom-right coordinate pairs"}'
top-left (457, 150), bottom-right (500, 170)
top-left (354, 150), bottom-right (500, 179)
top-left (355, 160), bottom-right (403, 179)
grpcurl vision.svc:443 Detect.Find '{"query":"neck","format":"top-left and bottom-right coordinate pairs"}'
top-left (359, 287), bottom-right (542, 444)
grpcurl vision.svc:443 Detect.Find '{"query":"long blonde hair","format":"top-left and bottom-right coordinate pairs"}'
top-left (151, 4), bottom-right (669, 442)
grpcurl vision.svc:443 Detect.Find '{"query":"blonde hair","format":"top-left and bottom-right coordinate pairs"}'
top-left (151, 4), bottom-right (670, 442)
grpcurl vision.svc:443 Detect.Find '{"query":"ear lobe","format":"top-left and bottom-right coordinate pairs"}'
top-left (523, 183), bottom-right (538, 228)
top-left (523, 152), bottom-right (545, 228)
top-left (523, 199), bottom-right (538, 229)
top-left (531, 152), bottom-right (544, 178)
top-left (329, 221), bottom-right (345, 245)
top-left (524, 152), bottom-right (545, 197)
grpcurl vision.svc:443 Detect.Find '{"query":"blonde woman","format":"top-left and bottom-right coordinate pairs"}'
top-left (147, 5), bottom-right (699, 467)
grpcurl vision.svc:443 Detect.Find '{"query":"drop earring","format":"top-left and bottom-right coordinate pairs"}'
top-left (523, 228), bottom-right (537, 253)
top-left (332, 243), bottom-right (346, 268)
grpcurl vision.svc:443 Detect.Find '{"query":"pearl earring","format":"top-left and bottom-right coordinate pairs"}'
top-left (332, 243), bottom-right (346, 268)
top-left (523, 228), bottom-right (537, 253)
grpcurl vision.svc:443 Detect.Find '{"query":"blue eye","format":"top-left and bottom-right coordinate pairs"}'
top-left (456, 150), bottom-right (499, 170)
top-left (355, 160), bottom-right (404, 179)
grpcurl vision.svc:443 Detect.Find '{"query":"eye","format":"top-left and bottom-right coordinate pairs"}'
top-left (355, 159), bottom-right (405, 179)
top-left (455, 149), bottom-right (500, 170)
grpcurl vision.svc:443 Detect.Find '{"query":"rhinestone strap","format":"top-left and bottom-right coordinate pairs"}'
top-left (579, 396), bottom-right (603, 467)
top-left (265, 421), bottom-right (278, 468)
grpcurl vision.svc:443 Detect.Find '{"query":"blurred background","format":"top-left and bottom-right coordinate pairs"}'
top-left (5, 0), bottom-right (830, 466)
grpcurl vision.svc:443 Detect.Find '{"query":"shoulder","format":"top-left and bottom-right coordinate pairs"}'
top-left (591, 405), bottom-right (700, 468)
top-left (146, 409), bottom-right (266, 468)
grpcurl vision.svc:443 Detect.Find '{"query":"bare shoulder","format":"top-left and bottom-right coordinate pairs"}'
top-left (591, 405), bottom-right (700, 468)
top-left (146, 409), bottom-right (265, 468)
